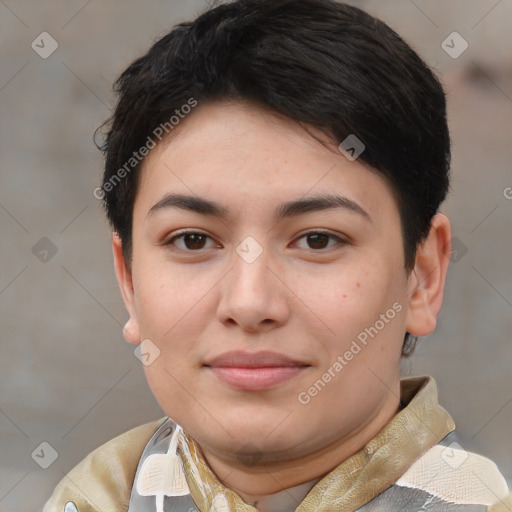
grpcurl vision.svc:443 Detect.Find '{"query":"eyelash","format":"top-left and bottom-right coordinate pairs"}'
top-left (163, 230), bottom-right (348, 253)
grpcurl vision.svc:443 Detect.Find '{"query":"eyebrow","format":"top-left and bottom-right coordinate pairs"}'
top-left (147, 193), bottom-right (372, 223)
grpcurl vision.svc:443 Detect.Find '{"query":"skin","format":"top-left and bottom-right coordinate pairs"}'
top-left (113, 100), bottom-right (451, 507)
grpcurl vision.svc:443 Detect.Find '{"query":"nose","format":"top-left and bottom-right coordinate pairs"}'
top-left (216, 239), bottom-right (290, 333)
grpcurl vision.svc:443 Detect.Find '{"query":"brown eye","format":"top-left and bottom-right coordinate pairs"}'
top-left (165, 231), bottom-right (218, 252)
top-left (306, 233), bottom-right (330, 250)
top-left (294, 231), bottom-right (347, 251)
top-left (182, 233), bottom-right (207, 250)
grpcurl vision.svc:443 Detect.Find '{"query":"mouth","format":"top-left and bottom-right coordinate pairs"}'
top-left (203, 350), bottom-right (311, 391)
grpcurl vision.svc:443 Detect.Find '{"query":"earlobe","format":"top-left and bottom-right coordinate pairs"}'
top-left (112, 233), bottom-right (141, 346)
top-left (123, 317), bottom-right (141, 345)
top-left (405, 213), bottom-right (452, 337)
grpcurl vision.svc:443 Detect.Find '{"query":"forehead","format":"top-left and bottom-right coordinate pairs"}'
top-left (134, 100), bottom-right (398, 223)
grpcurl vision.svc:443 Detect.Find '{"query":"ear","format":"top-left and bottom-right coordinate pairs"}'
top-left (405, 213), bottom-right (452, 337)
top-left (112, 232), bottom-right (141, 345)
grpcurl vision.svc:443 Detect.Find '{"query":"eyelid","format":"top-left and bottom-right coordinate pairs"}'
top-left (164, 228), bottom-right (209, 241)
top-left (294, 228), bottom-right (347, 241)
top-left (163, 229), bottom-right (221, 251)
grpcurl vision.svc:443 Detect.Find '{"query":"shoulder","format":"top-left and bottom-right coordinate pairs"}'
top-left (43, 417), bottom-right (167, 512)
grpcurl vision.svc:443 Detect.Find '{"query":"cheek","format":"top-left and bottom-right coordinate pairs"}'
top-left (132, 260), bottom-right (204, 335)
top-left (142, 362), bottom-right (190, 425)
top-left (310, 260), bottom-right (401, 344)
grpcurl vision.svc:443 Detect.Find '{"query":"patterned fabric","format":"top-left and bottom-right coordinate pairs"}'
top-left (43, 376), bottom-right (512, 512)
top-left (357, 430), bottom-right (509, 511)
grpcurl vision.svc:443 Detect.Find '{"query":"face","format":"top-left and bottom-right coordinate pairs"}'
top-left (114, 100), bottom-right (447, 468)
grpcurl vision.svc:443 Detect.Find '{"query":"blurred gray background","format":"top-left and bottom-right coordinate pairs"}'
top-left (1, 1), bottom-right (511, 511)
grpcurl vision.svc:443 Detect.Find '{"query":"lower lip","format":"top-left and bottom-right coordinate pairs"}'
top-left (208, 366), bottom-right (307, 391)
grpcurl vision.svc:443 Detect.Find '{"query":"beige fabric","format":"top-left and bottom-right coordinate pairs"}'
top-left (43, 377), bottom-right (511, 512)
top-left (43, 419), bottom-right (165, 512)
top-left (489, 499), bottom-right (512, 512)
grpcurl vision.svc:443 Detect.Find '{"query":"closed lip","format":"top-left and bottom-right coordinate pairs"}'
top-left (203, 350), bottom-right (310, 368)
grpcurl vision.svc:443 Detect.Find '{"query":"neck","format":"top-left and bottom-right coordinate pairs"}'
top-left (199, 387), bottom-right (401, 507)
top-left (248, 476), bottom-right (322, 512)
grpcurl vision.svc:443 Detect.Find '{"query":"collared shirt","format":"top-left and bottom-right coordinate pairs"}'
top-left (44, 376), bottom-right (512, 512)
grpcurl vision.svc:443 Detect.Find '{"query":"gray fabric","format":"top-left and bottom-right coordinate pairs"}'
top-left (438, 430), bottom-right (461, 447)
top-left (357, 484), bottom-right (487, 511)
